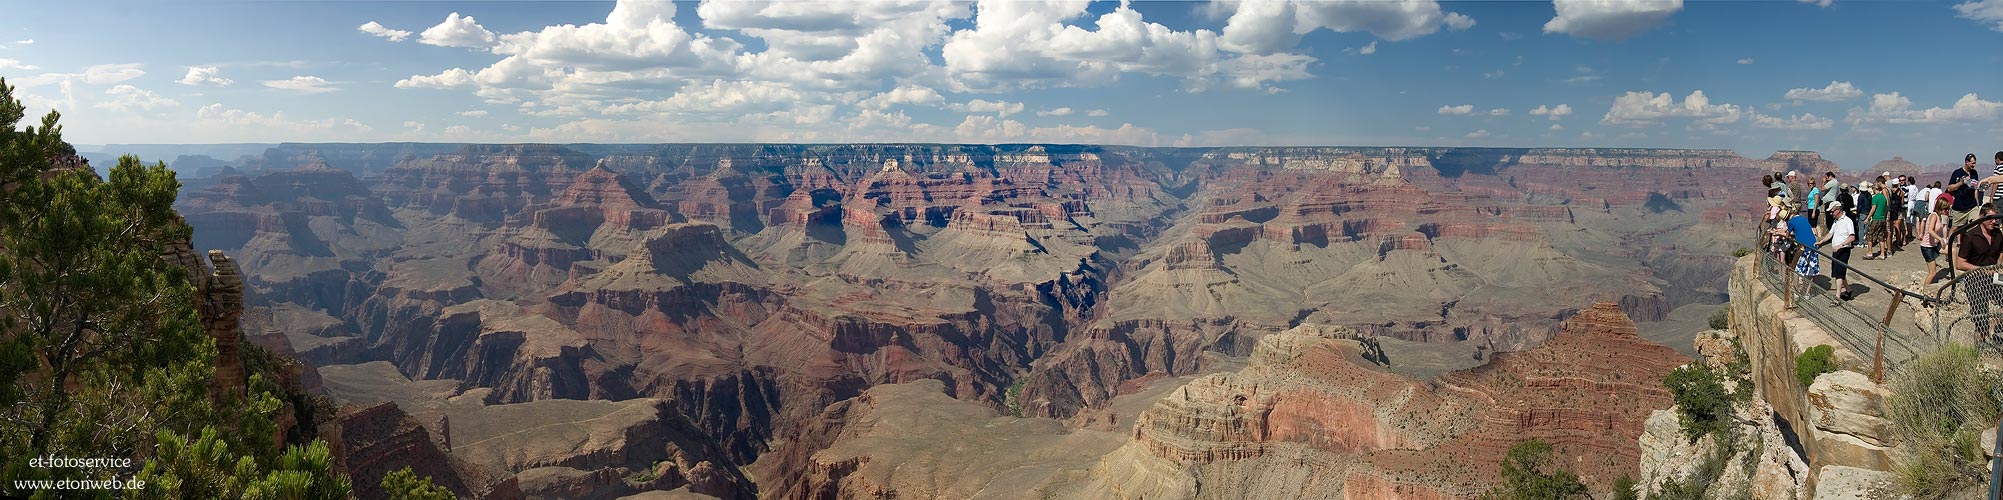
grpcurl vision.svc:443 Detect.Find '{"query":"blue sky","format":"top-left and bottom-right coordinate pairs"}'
top-left (2, 0), bottom-right (2000, 168)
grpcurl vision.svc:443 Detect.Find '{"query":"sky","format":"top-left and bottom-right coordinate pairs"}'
top-left (2, 0), bottom-right (2001, 169)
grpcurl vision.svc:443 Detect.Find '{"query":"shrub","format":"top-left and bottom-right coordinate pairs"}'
top-left (1611, 475), bottom-right (1639, 500)
top-left (1795, 345), bottom-right (1837, 388)
top-left (1732, 247), bottom-right (1753, 258)
top-left (1477, 440), bottom-right (1590, 500)
top-left (1885, 344), bottom-right (2003, 497)
top-left (1004, 379), bottom-right (1027, 417)
top-left (1665, 363), bottom-right (1733, 442)
top-left (1709, 307), bottom-right (1730, 330)
top-left (382, 467), bottom-right (454, 500)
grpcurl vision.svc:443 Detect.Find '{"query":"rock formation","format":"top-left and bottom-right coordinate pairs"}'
top-left (172, 143), bottom-right (1768, 497)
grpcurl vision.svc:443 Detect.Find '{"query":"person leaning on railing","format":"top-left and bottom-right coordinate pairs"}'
top-left (1772, 203), bottom-right (1820, 302)
top-left (1953, 206), bottom-right (2003, 342)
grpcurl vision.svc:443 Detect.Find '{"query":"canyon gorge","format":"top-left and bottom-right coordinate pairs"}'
top-left (166, 143), bottom-right (1799, 498)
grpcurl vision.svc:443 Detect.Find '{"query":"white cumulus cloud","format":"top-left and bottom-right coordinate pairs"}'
top-left (458, 110), bottom-right (489, 117)
top-left (177, 66), bottom-right (232, 86)
top-left (1751, 112), bottom-right (1832, 130)
top-left (1955, 0), bottom-right (2003, 32)
top-left (856, 84), bottom-right (945, 110)
top-left (420, 12), bottom-right (497, 48)
top-left (1437, 104), bottom-right (1474, 115)
top-left (952, 99), bottom-right (1025, 117)
top-left (1848, 92), bottom-right (2003, 124)
top-left (263, 76), bottom-right (337, 94)
top-left (0, 59), bottom-right (36, 71)
top-left (1087, 109), bottom-right (1109, 117)
top-left (1544, 0), bottom-right (1683, 41)
top-left (1219, 0), bottom-right (1476, 54)
top-left (1737, 57), bottom-right (1754, 65)
top-left (1529, 103), bottom-right (1573, 120)
top-left (1466, 129), bottom-right (1489, 138)
top-left (1601, 90), bottom-right (1742, 127)
top-left (95, 85), bottom-right (179, 112)
top-left (357, 21), bottom-right (412, 42)
top-left (1488, 108), bottom-right (1510, 116)
top-left (1800, 0), bottom-right (1833, 7)
top-left (1037, 107), bottom-right (1073, 117)
top-left (1783, 81), bottom-right (1862, 102)
top-left (82, 63), bottom-right (144, 85)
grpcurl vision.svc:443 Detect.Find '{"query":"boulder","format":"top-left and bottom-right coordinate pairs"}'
top-left (1809, 465), bottom-right (1906, 500)
top-left (1805, 371), bottom-right (1894, 470)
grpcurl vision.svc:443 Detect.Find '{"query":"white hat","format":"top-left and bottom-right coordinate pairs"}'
top-left (1787, 170), bottom-right (1798, 178)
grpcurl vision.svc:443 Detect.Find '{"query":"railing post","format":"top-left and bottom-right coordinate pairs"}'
top-left (1784, 269), bottom-right (1795, 309)
top-left (1874, 286), bottom-right (1902, 383)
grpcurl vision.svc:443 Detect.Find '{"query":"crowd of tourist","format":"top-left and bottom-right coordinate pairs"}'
top-left (1765, 152), bottom-right (2003, 339)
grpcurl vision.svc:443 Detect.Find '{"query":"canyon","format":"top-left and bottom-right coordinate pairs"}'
top-left (167, 143), bottom-right (1791, 498)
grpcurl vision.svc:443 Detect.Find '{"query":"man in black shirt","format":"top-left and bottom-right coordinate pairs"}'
top-left (1951, 153), bottom-right (1982, 229)
top-left (1956, 207), bottom-right (2003, 341)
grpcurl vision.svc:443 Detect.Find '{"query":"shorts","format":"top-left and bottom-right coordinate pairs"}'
top-left (1831, 246), bottom-right (1853, 280)
top-left (1795, 251), bottom-right (1820, 276)
top-left (1922, 245), bottom-right (1940, 263)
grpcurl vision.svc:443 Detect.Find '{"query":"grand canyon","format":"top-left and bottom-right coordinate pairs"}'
top-left (157, 142), bottom-right (1809, 498)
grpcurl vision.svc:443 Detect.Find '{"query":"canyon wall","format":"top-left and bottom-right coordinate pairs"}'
top-left (177, 143), bottom-right (1769, 497)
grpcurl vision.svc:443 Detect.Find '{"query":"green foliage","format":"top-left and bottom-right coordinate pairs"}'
top-left (1885, 344), bottom-right (2003, 497)
top-left (381, 467), bottom-right (454, 500)
top-left (1611, 475), bottom-right (1639, 500)
top-left (1477, 440), bottom-right (1590, 500)
top-left (1708, 307), bottom-right (1730, 330)
top-left (1004, 378), bottom-right (1027, 417)
top-left (1794, 345), bottom-right (1837, 388)
top-left (0, 76), bottom-right (347, 498)
top-left (1665, 363), bottom-right (1734, 442)
top-left (130, 427), bottom-right (350, 500)
top-left (1732, 247), bottom-right (1752, 258)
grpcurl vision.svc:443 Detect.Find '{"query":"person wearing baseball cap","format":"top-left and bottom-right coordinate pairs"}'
top-left (1818, 200), bottom-right (1857, 303)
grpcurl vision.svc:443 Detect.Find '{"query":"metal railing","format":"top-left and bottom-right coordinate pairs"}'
top-left (1752, 217), bottom-right (1953, 380)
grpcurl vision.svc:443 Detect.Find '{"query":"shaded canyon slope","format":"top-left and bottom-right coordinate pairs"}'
top-left (174, 143), bottom-right (1782, 497)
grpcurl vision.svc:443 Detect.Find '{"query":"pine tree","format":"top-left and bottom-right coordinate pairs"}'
top-left (0, 77), bottom-right (350, 497)
top-left (381, 467), bottom-right (455, 500)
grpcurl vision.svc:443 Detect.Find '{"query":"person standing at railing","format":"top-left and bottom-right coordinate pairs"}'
top-left (1922, 200), bottom-right (1950, 285)
top-left (1819, 172), bottom-right (1841, 229)
top-left (1955, 207), bottom-right (2003, 342)
top-left (1821, 201), bottom-right (1858, 303)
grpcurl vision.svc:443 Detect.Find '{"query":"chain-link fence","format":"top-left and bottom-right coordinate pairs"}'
top-left (1753, 231), bottom-right (1944, 378)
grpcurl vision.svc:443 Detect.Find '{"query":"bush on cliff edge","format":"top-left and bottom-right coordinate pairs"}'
top-left (1885, 344), bottom-right (2003, 497)
top-left (1477, 439), bottom-right (1590, 500)
top-left (1795, 344), bottom-right (1836, 388)
top-left (1665, 363), bottom-right (1734, 442)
